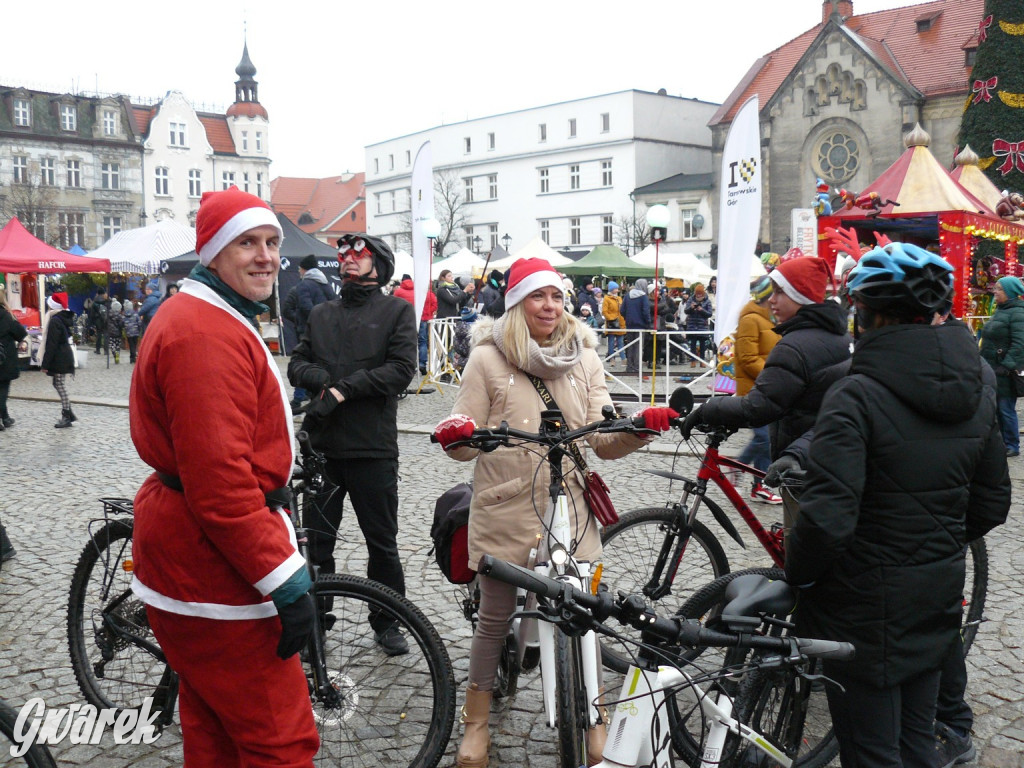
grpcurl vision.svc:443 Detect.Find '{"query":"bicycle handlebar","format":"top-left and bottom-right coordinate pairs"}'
top-left (430, 409), bottom-right (653, 451)
top-left (477, 555), bottom-right (855, 662)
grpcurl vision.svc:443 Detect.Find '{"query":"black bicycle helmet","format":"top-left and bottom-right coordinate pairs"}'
top-left (337, 233), bottom-right (395, 286)
top-left (846, 242), bottom-right (953, 320)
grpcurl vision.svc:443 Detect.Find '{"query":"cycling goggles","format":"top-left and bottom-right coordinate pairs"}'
top-left (338, 238), bottom-right (369, 259)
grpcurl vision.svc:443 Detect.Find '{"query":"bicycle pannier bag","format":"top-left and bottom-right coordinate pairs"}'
top-left (583, 471), bottom-right (619, 526)
top-left (430, 482), bottom-right (476, 584)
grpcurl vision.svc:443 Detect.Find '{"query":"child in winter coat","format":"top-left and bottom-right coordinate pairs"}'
top-left (123, 301), bottom-right (142, 363)
top-left (106, 299), bottom-right (126, 364)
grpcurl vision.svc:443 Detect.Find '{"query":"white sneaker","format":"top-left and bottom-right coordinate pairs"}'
top-left (751, 485), bottom-right (783, 504)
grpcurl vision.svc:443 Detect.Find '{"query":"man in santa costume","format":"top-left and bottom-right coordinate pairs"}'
top-left (129, 186), bottom-right (319, 766)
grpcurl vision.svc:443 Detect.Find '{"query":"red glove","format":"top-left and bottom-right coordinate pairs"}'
top-left (637, 407), bottom-right (679, 433)
top-left (433, 414), bottom-right (476, 450)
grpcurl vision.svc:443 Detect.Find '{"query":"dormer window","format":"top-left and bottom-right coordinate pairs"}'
top-left (13, 98), bottom-right (30, 127)
top-left (965, 47), bottom-right (977, 67)
top-left (915, 11), bottom-right (941, 33)
top-left (61, 104), bottom-right (77, 132)
top-left (102, 109), bottom-right (117, 136)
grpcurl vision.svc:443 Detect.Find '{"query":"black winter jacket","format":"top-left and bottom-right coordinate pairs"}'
top-left (700, 301), bottom-right (851, 460)
top-left (288, 284), bottom-right (417, 460)
top-left (787, 323), bottom-right (1010, 687)
top-left (0, 307), bottom-right (27, 382)
top-left (41, 310), bottom-right (76, 375)
top-left (435, 281), bottom-right (470, 319)
top-left (290, 271), bottom-right (334, 336)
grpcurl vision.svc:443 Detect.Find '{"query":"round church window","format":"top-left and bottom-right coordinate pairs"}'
top-left (816, 133), bottom-right (860, 183)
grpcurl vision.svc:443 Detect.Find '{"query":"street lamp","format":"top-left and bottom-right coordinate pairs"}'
top-left (501, 232), bottom-right (511, 252)
top-left (473, 235), bottom-right (483, 255)
top-left (646, 204), bottom-right (670, 398)
top-left (422, 217), bottom-right (441, 261)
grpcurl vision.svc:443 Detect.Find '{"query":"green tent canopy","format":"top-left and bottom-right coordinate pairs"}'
top-left (559, 245), bottom-right (662, 278)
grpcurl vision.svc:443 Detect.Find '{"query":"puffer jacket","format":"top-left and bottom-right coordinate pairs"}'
top-left (447, 318), bottom-right (649, 570)
top-left (700, 301), bottom-right (851, 460)
top-left (787, 323), bottom-right (1010, 687)
top-left (683, 293), bottom-right (713, 332)
top-left (602, 293), bottom-right (625, 335)
top-left (734, 300), bottom-right (779, 396)
top-left (979, 297), bottom-right (1024, 399)
top-left (41, 309), bottom-right (76, 375)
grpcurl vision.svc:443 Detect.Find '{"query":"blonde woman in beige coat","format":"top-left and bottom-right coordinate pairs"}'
top-left (433, 258), bottom-right (678, 768)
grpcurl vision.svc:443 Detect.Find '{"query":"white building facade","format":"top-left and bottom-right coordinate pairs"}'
top-left (364, 90), bottom-right (718, 256)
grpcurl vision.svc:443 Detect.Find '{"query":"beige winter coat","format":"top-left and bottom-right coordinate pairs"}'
top-left (448, 321), bottom-right (648, 571)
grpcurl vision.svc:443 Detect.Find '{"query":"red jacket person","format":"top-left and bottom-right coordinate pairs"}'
top-left (129, 186), bottom-right (318, 766)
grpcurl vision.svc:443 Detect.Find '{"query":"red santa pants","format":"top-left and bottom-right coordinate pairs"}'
top-left (148, 606), bottom-right (319, 768)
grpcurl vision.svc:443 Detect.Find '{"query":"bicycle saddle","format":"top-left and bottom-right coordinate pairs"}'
top-left (719, 574), bottom-right (795, 632)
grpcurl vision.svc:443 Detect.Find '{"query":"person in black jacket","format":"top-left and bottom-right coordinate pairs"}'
top-left (0, 284), bottom-right (27, 431)
top-left (41, 292), bottom-right (78, 428)
top-left (786, 244), bottom-right (1010, 768)
top-left (682, 256), bottom-right (851, 461)
top-left (288, 233), bottom-right (417, 656)
top-left (283, 254), bottom-right (335, 411)
top-left (435, 269), bottom-right (472, 318)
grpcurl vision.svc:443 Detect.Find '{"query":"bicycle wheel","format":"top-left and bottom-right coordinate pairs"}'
top-left (67, 520), bottom-right (173, 716)
top-left (0, 698), bottom-right (58, 768)
top-left (667, 567), bottom-right (790, 767)
top-left (311, 574), bottom-right (456, 768)
top-left (554, 628), bottom-right (586, 768)
top-left (961, 537), bottom-right (987, 655)
top-left (599, 506), bottom-right (730, 673)
top-left (733, 659), bottom-right (838, 768)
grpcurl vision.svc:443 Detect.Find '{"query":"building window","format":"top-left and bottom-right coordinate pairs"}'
top-left (464, 137), bottom-right (472, 154)
top-left (169, 121), bottom-right (187, 146)
top-left (601, 160), bottom-right (613, 187)
top-left (59, 212), bottom-right (85, 249)
top-left (464, 177), bottom-right (474, 203)
top-left (814, 131), bottom-right (860, 184)
top-left (13, 99), bottom-right (30, 127)
top-left (221, 171), bottom-right (235, 189)
top-left (39, 158), bottom-right (55, 186)
top-left (539, 168), bottom-right (549, 194)
top-left (681, 208), bottom-right (699, 240)
top-left (188, 169), bottom-right (202, 197)
top-left (374, 158), bottom-right (379, 174)
top-left (602, 215), bottom-right (613, 244)
top-left (488, 175), bottom-right (498, 200)
top-left (102, 110), bottom-right (116, 136)
top-left (101, 162), bottom-right (120, 190)
top-left (61, 104), bottom-right (77, 132)
top-left (102, 215), bottom-right (123, 242)
top-left (19, 211), bottom-right (44, 240)
top-left (465, 226), bottom-right (474, 250)
top-left (12, 156), bottom-right (28, 184)
top-left (155, 167), bottom-right (170, 196)
top-left (570, 164), bottom-right (580, 190)
top-left (256, 172), bottom-right (264, 198)
top-left (256, 132), bottom-right (263, 152)
top-left (241, 131), bottom-right (248, 151)
top-left (601, 113), bottom-right (610, 133)
top-left (388, 154), bottom-right (394, 170)
top-left (570, 217), bottom-right (581, 245)
top-left (568, 118), bottom-right (577, 138)
top-left (965, 48), bottom-right (977, 67)
top-left (375, 193), bottom-right (382, 214)
top-left (539, 123), bottom-right (547, 143)
top-left (243, 172), bottom-right (251, 193)
top-left (489, 224), bottom-right (498, 250)
top-left (540, 220), bottom-right (549, 244)
top-left (389, 190), bottom-right (396, 212)
top-left (488, 132), bottom-right (495, 150)
top-left (66, 159), bottom-right (81, 188)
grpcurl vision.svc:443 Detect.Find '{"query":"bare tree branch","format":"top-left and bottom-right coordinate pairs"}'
top-left (0, 166), bottom-right (60, 246)
top-left (614, 214), bottom-right (652, 254)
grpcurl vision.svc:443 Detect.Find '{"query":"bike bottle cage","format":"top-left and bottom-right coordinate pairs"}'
top-left (718, 574), bottom-right (796, 632)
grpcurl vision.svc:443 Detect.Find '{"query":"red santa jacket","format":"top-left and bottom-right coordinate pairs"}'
top-left (394, 277), bottom-right (437, 321)
top-left (129, 280), bottom-right (303, 619)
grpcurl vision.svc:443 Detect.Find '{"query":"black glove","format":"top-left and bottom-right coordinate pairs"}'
top-left (276, 592), bottom-right (314, 659)
top-left (680, 405), bottom-right (705, 439)
top-left (302, 367), bottom-right (332, 393)
top-left (306, 388), bottom-right (340, 420)
top-left (764, 454), bottom-right (801, 488)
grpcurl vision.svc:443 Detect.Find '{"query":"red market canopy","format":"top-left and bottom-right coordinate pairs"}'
top-left (0, 217), bottom-right (110, 273)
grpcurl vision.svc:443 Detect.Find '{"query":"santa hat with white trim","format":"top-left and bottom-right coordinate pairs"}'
top-left (769, 256), bottom-right (831, 305)
top-left (195, 186), bottom-right (283, 266)
top-left (504, 258), bottom-right (565, 309)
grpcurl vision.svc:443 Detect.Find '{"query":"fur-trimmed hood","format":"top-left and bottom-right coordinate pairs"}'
top-left (469, 315), bottom-right (600, 350)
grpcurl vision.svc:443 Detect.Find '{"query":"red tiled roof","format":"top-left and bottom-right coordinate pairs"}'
top-left (271, 173), bottom-right (366, 241)
top-left (198, 114), bottom-right (236, 154)
top-left (132, 105), bottom-right (155, 137)
top-left (711, 0), bottom-right (983, 126)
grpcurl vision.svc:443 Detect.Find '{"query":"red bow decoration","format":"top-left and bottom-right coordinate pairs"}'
top-left (993, 139), bottom-right (1024, 175)
top-left (979, 14), bottom-right (993, 42)
top-left (972, 76), bottom-right (998, 104)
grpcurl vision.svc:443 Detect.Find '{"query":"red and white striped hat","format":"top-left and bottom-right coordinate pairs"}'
top-left (195, 186), bottom-right (282, 266)
top-left (504, 258), bottom-right (564, 309)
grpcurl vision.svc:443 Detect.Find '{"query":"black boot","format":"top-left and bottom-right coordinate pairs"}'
top-left (68, 408), bottom-right (78, 423)
top-left (0, 524), bottom-right (15, 562)
top-left (1, 416), bottom-right (14, 428)
top-left (55, 409), bottom-right (73, 429)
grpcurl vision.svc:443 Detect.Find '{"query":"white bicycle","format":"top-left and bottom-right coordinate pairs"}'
top-left (477, 556), bottom-right (855, 768)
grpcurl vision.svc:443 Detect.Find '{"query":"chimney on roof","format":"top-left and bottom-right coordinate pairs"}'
top-left (823, 1), bottom-right (853, 25)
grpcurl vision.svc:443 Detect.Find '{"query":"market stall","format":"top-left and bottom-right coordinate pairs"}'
top-left (816, 125), bottom-right (1024, 319)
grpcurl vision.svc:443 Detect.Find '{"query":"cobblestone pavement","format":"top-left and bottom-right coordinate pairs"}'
top-left (1, 355), bottom-right (1022, 767)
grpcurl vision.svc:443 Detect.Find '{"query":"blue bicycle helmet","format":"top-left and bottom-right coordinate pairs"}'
top-left (846, 242), bottom-right (953, 319)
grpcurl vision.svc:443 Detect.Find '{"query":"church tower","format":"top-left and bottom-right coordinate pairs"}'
top-left (225, 38), bottom-right (271, 201)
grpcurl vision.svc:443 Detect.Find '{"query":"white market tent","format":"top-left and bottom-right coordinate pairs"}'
top-left (430, 248), bottom-right (487, 279)
top-left (488, 236), bottom-right (574, 271)
top-left (393, 249), bottom-right (414, 280)
top-left (631, 245), bottom-right (711, 283)
top-left (88, 219), bottom-right (196, 275)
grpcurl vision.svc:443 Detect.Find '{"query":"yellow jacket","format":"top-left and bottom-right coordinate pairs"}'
top-left (734, 300), bottom-right (779, 396)
top-left (602, 293), bottom-right (626, 335)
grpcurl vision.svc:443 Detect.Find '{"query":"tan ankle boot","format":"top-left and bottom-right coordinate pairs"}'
top-left (456, 683), bottom-right (492, 768)
top-left (586, 687), bottom-right (608, 766)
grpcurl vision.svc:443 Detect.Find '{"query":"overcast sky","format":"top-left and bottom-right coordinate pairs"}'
top-left (6, 0), bottom-right (900, 179)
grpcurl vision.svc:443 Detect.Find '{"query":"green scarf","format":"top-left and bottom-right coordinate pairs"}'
top-left (188, 265), bottom-right (269, 328)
